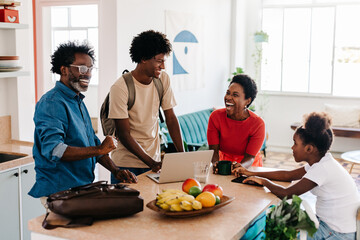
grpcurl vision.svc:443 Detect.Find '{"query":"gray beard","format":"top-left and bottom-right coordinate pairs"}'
top-left (68, 70), bottom-right (88, 92)
top-left (69, 80), bottom-right (88, 92)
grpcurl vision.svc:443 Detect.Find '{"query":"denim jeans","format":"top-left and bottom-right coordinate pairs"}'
top-left (111, 167), bottom-right (150, 184)
top-left (307, 219), bottom-right (355, 240)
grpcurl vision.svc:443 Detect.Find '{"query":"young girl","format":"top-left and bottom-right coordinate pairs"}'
top-left (233, 112), bottom-right (360, 240)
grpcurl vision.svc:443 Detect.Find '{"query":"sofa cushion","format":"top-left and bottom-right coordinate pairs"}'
top-left (160, 108), bottom-right (213, 147)
top-left (324, 104), bottom-right (360, 128)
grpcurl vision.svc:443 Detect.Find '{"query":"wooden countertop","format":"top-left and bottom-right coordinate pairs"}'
top-left (29, 168), bottom-right (287, 240)
top-left (0, 140), bottom-right (33, 171)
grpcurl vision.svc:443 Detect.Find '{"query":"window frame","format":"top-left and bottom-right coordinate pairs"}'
top-left (50, 5), bottom-right (99, 85)
top-left (260, 1), bottom-right (360, 99)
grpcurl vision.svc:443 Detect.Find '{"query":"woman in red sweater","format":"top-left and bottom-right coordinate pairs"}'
top-left (207, 74), bottom-right (265, 172)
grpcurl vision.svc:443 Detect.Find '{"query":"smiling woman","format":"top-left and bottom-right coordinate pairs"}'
top-left (207, 74), bottom-right (266, 170)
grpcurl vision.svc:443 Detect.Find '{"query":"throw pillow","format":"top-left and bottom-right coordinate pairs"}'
top-left (324, 104), bottom-right (360, 128)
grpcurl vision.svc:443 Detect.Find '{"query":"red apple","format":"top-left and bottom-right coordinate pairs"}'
top-left (182, 178), bottom-right (201, 193)
top-left (202, 184), bottom-right (223, 198)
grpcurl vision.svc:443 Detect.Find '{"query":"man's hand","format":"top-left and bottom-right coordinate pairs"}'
top-left (151, 161), bottom-right (162, 173)
top-left (115, 169), bottom-right (138, 183)
top-left (99, 136), bottom-right (118, 155)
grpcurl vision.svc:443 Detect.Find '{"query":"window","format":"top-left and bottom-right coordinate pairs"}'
top-left (261, 2), bottom-right (360, 98)
top-left (51, 5), bottom-right (99, 85)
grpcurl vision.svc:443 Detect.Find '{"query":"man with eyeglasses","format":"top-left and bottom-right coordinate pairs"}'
top-left (108, 30), bottom-right (184, 183)
top-left (29, 41), bottom-right (137, 202)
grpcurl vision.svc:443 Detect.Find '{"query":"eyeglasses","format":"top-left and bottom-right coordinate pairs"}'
top-left (69, 64), bottom-right (96, 74)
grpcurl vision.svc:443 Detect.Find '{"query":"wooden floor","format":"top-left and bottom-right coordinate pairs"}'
top-left (262, 151), bottom-right (360, 191)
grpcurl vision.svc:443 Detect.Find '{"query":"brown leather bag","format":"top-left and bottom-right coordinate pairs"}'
top-left (42, 181), bottom-right (143, 229)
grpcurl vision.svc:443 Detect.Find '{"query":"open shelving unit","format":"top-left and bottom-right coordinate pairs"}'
top-left (0, 22), bottom-right (28, 29)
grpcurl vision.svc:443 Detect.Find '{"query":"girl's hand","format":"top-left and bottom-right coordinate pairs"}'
top-left (231, 163), bottom-right (247, 177)
top-left (243, 176), bottom-right (265, 186)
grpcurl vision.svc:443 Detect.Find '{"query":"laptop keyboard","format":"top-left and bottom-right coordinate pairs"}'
top-left (154, 176), bottom-right (160, 180)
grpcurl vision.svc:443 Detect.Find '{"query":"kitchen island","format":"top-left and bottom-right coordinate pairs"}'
top-left (28, 167), bottom-right (287, 240)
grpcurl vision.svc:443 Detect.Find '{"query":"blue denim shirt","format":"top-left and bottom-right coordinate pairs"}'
top-left (29, 81), bottom-right (101, 198)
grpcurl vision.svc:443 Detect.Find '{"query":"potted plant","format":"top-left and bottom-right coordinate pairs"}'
top-left (265, 195), bottom-right (318, 239)
top-left (227, 67), bottom-right (244, 82)
top-left (254, 30), bottom-right (269, 43)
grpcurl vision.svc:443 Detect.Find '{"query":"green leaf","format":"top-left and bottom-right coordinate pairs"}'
top-left (265, 195), bottom-right (318, 239)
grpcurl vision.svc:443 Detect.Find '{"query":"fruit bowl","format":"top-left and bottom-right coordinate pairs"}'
top-left (146, 195), bottom-right (235, 218)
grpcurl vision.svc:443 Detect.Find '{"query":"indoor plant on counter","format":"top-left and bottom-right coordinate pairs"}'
top-left (265, 195), bottom-right (318, 240)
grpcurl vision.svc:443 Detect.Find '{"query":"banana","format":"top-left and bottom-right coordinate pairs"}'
top-left (156, 189), bottom-right (196, 211)
top-left (170, 203), bottom-right (183, 212)
top-left (159, 203), bottom-right (170, 210)
top-left (157, 194), bottom-right (179, 204)
top-left (161, 189), bottom-right (186, 194)
top-left (192, 200), bottom-right (202, 210)
top-left (165, 197), bottom-right (181, 205)
top-left (180, 200), bottom-right (193, 211)
top-left (177, 194), bottom-right (195, 202)
top-left (157, 190), bottom-right (185, 199)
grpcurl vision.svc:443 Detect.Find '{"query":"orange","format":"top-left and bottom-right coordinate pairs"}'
top-left (195, 191), bottom-right (216, 207)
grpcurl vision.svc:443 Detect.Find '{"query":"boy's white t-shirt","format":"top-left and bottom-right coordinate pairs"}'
top-left (108, 71), bottom-right (176, 168)
top-left (303, 152), bottom-right (360, 233)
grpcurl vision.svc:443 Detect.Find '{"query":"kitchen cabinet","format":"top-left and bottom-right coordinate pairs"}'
top-left (0, 168), bottom-right (20, 240)
top-left (21, 163), bottom-right (45, 240)
top-left (0, 162), bottom-right (44, 240)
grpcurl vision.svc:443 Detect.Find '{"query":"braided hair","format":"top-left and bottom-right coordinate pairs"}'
top-left (295, 112), bottom-right (333, 156)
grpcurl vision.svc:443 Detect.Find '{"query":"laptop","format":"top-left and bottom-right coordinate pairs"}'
top-left (146, 150), bottom-right (214, 184)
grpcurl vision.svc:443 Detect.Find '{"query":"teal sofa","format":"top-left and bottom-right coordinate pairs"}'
top-left (160, 108), bottom-right (213, 151)
top-left (160, 108), bottom-right (267, 154)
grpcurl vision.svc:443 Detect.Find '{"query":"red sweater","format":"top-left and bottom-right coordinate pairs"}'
top-left (207, 108), bottom-right (265, 166)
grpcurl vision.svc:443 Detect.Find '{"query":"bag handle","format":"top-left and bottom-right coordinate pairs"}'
top-left (70, 180), bottom-right (108, 191)
top-left (42, 213), bottom-right (93, 229)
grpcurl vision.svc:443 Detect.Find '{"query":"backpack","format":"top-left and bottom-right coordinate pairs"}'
top-left (100, 70), bottom-right (164, 136)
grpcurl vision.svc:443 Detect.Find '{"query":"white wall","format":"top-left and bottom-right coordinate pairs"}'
top-left (262, 94), bottom-right (360, 153)
top-left (97, 0), bottom-right (232, 121)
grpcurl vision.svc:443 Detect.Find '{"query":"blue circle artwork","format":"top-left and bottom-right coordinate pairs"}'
top-left (173, 30), bottom-right (198, 75)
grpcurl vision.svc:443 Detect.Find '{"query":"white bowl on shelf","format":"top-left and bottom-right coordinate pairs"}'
top-left (0, 60), bottom-right (19, 67)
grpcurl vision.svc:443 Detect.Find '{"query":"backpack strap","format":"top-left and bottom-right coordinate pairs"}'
top-left (153, 77), bottom-right (164, 123)
top-left (122, 70), bottom-right (165, 122)
top-left (152, 77), bottom-right (164, 108)
top-left (123, 72), bottom-right (135, 110)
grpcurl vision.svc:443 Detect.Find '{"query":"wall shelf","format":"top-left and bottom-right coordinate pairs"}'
top-left (0, 71), bottom-right (29, 78)
top-left (0, 22), bottom-right (28, 29)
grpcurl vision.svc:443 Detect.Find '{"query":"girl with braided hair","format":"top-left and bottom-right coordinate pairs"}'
top-left (234, 112), bottom-right (360, 239)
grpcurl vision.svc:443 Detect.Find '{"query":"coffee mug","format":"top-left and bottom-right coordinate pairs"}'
top-left (217, 160), bottom-right (232, 175)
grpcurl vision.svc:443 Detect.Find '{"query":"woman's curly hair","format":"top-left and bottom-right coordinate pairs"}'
top-left (229, 74), bottom-right (258, 108)
top-left (51, 41), bottom-right (95, 75)
top-left (295, 112), bottom-right (333, 156)
top-left (129, 30), bottom-right (172, 63)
